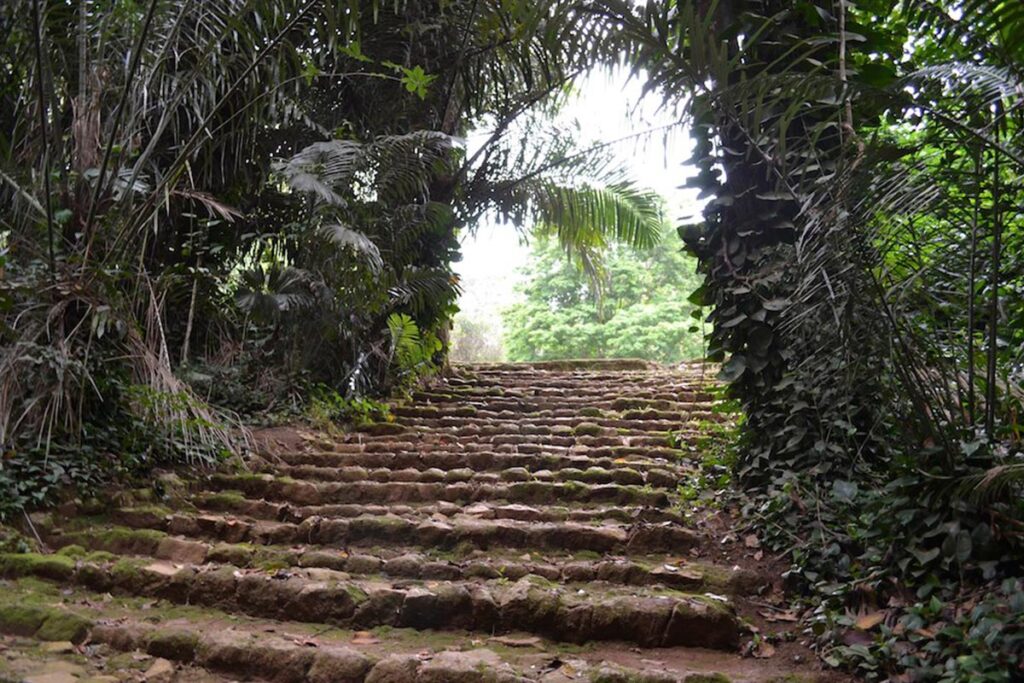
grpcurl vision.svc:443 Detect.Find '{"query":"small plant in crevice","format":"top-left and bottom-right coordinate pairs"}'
top-left (672, 403), bottom-right (742, 515)
top-left (306, 386), bottom-right (393, 430)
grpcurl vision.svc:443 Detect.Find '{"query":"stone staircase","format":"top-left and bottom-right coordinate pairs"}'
top-left (0, 360), bottom-right (831, 682)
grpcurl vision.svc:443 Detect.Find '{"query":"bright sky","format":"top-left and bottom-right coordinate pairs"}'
top-left (453, 68), bottom-right (705, 337)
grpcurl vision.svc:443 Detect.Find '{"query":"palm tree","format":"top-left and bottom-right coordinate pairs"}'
top-left (0, 0), bottom-right (665, 450)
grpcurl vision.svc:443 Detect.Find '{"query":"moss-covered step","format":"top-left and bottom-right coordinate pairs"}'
top-left (246, 461), bottom-right (681, 489)
top-left (0, 554), bottom-right (741, 649)
top-left (206, 473), bottom-right (672, 507)
top-left (191, 494), bottom-right (688, 527)
top-left (263, 447), bottom-right (692, 478)
top-left (59, 508), bottom-right (699, 555)
top-left (43, 527), bottom-right (761, 595)
top-left (0, 576), bottom-right (808, 683)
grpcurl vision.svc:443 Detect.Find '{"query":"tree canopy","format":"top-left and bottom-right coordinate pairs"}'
top-left (503, 238), bottom-right (705, 363)
top-left (2, 1), bottom-right (1024, 679)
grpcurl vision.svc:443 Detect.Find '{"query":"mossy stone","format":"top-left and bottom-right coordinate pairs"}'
top-left (84, 550), bottom-right (118, 564)
top-left (110, 558), bottom-right (146, 588)
top-left (0, 603), bottom-right (47, 635)
top-left (208, 543), bottom-right (254, 566)
top-left (574, 422), bottom-right (603, 437)
top-left (344, 584), bottom-right (369, 604)
top-left (36, 611), bottom-right (91, 643)
top-left (92, 527), bottom-right (166, 554)
top-left (148, 630), bottom-right (200, 659)
top-left (360, 422), bottom-right (406, 436)
top-left (0, 552), bottom-right (75, 580)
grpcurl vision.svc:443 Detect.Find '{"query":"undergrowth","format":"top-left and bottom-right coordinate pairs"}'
top-left (746, 454), bottom-right (1024, 682)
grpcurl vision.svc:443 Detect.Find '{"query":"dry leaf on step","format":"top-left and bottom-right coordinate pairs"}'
top-left (855, 611), bottom-right (887, 630)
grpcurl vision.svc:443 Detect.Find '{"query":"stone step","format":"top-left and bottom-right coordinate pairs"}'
top-left (208, 473), bottom-right (673, 507)
top-left (440, 380), bottom-right (713, 395)
top-left (393, 402), bottom-right (721, 419)
top-left (48, 524), bottom-right (760, 595)
top-left (416, 387), bottom-right (719, 406)
top-left (455, 359), bottom-right (663, 371)
top-left (249, 460), bottom-right (682, 489)
top-left (0, 575), bottom-right (802, 683)
top-left (0, 553), bottom-right (741, 649)
top-left (193, 493), bottom-right (687, 527)
top-left (306, 439), bottom-right (701, 464)
top-left (99, 506), bottom-right (700, 555)
top-left (413, 390), bottom-right (717, 408)
top-left (327, 432), bottom-right (692, 454)
top-left (392, 415), bottom-right (723, 433)
top-left (268, 448), bottom-right (690, 477)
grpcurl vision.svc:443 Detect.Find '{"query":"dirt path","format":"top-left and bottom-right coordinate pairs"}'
top-left (0, 360), bottom-right (840, 682)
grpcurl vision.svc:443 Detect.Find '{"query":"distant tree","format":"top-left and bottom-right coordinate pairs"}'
top-left (450, 317), bottom-right (505, 363)
top-left (503, 239), bottom-right (705, 362)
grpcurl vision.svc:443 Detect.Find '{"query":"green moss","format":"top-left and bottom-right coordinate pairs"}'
top-left (560, 481), bottom-right (585, 498)
top-left (0, 553), bottom-right (75, 580)
top-left (110, 557), bottom-right (146, 585)
top-left (684, 675), bottom-right (731, 683)
top-left (580, 467), bottom-right (609, 482)
top-left (0, 603), bottom-right (47, 635)
top-left (524, 574), bottom-right (559, 589)
top-left (208, 543), bottom-right (255, 566)
top-left (344, 584), bottom-right (368, 603)
top-left (14, 576), bottom-right (60, 597)
top-left (610, 398), bottom-right (648, 411)
top-left (257, 559), bottom-right (291, 572)
top-left (57, 544), bottom-right (87, 558)
top-left (451, 541), bottom-right (476, 559)
top-left (91, 527), bottom-right (166, 553)
top-left (578, 407), bottom-right (604, 418)
top-left (84, 550), bottom-right (117, 563)
top-left (573, 422), bottom-right (602, 437)
top-left (108, 651), bottom-right (153, 671)
top-left (36, 611), bottom-right (91, 642)
top-left (147, 630), bottom-right (199, 659)
top-left (201, 491), bottom-right (248, 509)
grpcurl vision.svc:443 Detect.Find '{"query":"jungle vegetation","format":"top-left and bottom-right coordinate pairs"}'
top-left (2, 0), bottom-right (1023, 680)
top-left (502, 237), bottom-right (706, 363)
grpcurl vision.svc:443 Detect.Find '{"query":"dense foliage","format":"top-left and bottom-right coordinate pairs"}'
top-left (2, 0), bottom-right (1023, 679)
top-left (0, 0), bottom-right (662, 515)
top-left (600, 0), bottom-right (1024, 680)
top-left (503, 238), bottom-right (705, 362)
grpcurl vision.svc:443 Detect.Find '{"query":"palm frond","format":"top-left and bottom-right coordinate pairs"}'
top-left (387, 267), bottom-right (461, 313)
top-left (274, 140), bottom-right (365, 206)
top-left (529, 179), bottom-right (664, 256)
top-left (320, 223), bottom-right (383, 273)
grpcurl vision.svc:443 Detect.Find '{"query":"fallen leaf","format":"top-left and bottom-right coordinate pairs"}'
top-left (351, 631), bottom-right (380, 645)
top-left (855, 611), bottom-right (886, 630)
top-left (744, 534), bottom-right (761, 549)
